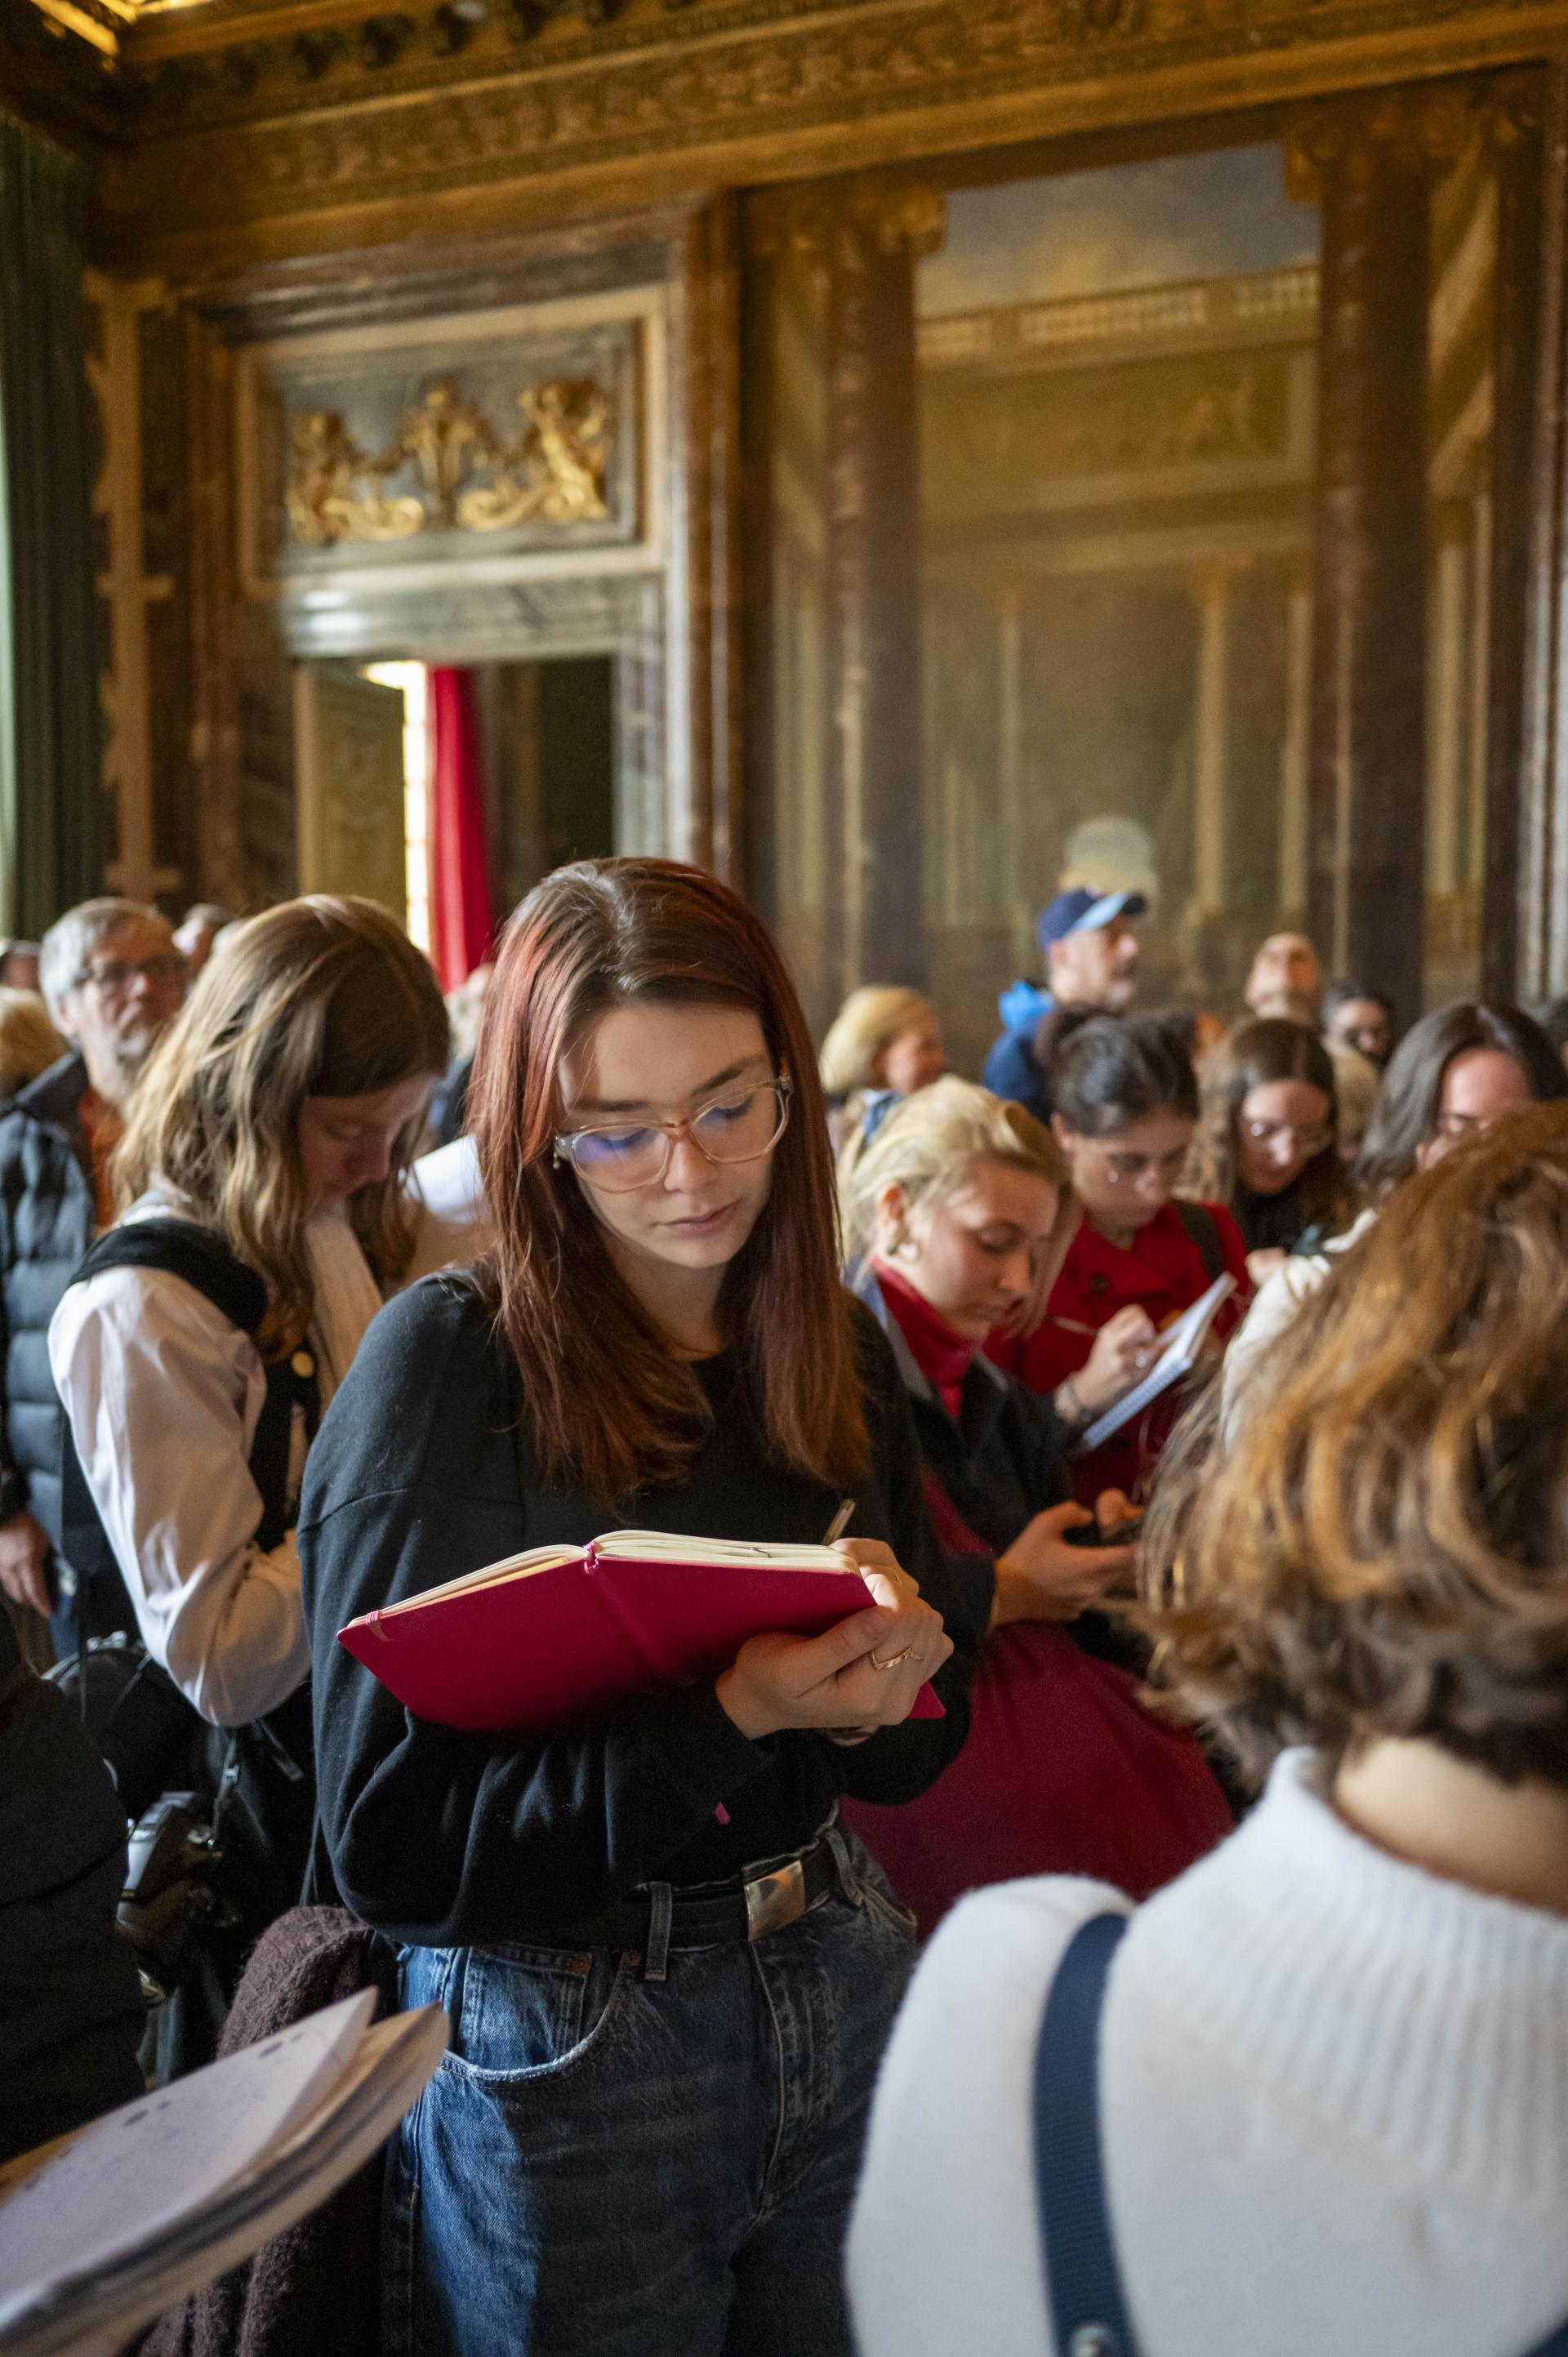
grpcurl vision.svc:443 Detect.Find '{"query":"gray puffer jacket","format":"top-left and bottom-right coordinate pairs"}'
top-left (0, 1054), bottom-right (96, 1560)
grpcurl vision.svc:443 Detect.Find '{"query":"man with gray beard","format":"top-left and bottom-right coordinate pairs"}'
top-left (0, 898), bottom-right (186, 1654)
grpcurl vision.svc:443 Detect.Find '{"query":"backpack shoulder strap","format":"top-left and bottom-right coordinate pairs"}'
top-left (1172, 1198), bottom-right (1224, 1283)
top-left (1033, 1909), bottom-right (1139, 2357)
top-left (72, 1216), bottom-right (268, 1335)
top-left (63, 1217), bottom-right (317, 1561)
top-left (1036, 1912), bottom-right (1568, 2357)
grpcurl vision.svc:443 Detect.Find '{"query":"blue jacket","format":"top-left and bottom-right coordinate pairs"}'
top-left (982, 981), bottom-right (1054, 1123)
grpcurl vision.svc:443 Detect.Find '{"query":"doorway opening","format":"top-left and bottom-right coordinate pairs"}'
top-left (296, 654), bottom-right (617, 980)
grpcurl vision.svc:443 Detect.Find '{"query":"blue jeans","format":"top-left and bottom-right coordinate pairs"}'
top-left (384, 1840), bottom-right (916, 2357)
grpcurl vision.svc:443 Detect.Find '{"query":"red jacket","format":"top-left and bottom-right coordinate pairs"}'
top-left (988, 1198), bottom-right (1250, 1504)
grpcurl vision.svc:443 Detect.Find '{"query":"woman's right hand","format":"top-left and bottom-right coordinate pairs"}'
top-left (715, 1547), bottom-right (951, 1740)
top-left (1072, 1303), bottom-right (1159, 1415)
top-left (991, 1499), bottom-right (1136, 1626)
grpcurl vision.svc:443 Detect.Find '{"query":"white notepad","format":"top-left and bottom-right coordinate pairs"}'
top-left (0, 1992), bottom-right (447, 2357)
top-left (1076, 1272), bottom-right (1236, 1453)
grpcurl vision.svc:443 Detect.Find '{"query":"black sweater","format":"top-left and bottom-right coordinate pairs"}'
top-left (298, 1276), bottom-right (985, 1950)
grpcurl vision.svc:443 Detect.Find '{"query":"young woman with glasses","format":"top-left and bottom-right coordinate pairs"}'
top-left (1223, 1000), bottom-right (1568, 1428)
top-left (989, 1012), bottom-right (1251, 1507)
top-left (299, 858), bottom-right (973, 2357)
top-left (1184, 1016), bottom-right (1348, 1286)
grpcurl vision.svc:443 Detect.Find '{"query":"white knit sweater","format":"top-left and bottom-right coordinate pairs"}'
top-left (849, 1750), bottom-right (1568, 2357)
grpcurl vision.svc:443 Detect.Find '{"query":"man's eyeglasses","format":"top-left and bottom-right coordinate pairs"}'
top-left (77, 954), bottom-right (186, 994)
top-left (554, 1078), bottom-right (791, 1192)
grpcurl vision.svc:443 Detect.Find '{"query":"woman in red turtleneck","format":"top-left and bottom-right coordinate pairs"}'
top-left (990, 1010), bottom-right (1250, 1504)
top-left (837, 1077), bottom-right (1232, 1936)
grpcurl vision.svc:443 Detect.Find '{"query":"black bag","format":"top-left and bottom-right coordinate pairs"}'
top-left (50, 1219), bottom-right (325, 2075)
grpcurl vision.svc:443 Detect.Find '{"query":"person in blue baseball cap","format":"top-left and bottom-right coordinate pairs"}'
top-left (982, 886), bottom-right (1145, 1123)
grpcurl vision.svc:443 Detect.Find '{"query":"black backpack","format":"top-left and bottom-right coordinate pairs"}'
top-left (49, 1219), bottom-right (324, 2075)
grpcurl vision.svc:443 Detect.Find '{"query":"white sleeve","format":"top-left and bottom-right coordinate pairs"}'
top-left (49, 1266), bottom-right (310, 1728)
top-left (848, 1876), bottom-right (1127, 2357)
top-left (1218, 1251), bottom-right (1333, 1439)
top-left (402, 1135), bottom-right (493, 1283)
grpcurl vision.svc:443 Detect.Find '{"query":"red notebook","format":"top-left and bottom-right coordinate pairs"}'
top-left (336, 1528), bottom-right (946, 1733)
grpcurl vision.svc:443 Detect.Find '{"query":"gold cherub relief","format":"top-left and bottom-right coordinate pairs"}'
top-left (283, 376), bottom-right (614, 549)
top-left (285, 411), bottom-right (425, 545)
top-left (457, 381), bottom-right (612, 532)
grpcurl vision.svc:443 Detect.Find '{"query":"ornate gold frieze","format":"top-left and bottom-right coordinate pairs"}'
top-left (283, 376), bottom-right (612, 546)
top-left (105, 0), bottom-right (1568, 270)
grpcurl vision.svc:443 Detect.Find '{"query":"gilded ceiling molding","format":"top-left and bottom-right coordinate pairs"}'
top-left (92, 0), bottom-right (1568, 276)
top-left (1283, 60), bottom-right (1549, 199)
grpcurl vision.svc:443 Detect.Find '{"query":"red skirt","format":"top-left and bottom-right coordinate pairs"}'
top-left (840, 1620), bottom-right (1232, 1940)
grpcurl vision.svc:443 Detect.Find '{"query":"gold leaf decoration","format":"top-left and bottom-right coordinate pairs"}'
top-left (283, 375), bottom-right (612, 546)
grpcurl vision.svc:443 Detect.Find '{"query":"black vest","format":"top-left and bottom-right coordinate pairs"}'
top-left (57, 1219), bottom-right (320, 1892)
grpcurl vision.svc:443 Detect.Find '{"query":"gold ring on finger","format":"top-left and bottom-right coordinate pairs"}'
top-left (869, 1645), bottom-right (915, 1672)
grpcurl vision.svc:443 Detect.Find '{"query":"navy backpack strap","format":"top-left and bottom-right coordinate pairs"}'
top-left (1036, 1912), bottom-right (1568, 2357)
top-left (1033, 1910), bottom-right (1139, 2357)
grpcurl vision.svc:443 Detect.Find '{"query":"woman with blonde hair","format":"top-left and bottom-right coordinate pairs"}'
top-left (820, 983), bottom-right (946, 1160)
top-left (47, 897), bottom-right (448, 1949)
top-left (838, 1076), bottom-right (1231, 1934)
top-left (854, 1103), bottom-right (1568, 2357)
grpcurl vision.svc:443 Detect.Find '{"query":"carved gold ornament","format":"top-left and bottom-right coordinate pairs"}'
top-left (283, 375), bottom-right (612, 547)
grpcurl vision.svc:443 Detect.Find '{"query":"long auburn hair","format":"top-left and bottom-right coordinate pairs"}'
top-left (114, 896), bottom-right (449, 1357)
top-left (469, 858), bottom-right (870, 1503)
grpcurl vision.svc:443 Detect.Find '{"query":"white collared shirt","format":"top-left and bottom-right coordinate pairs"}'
top-left (48, 1206), bottom-right (384, 1728)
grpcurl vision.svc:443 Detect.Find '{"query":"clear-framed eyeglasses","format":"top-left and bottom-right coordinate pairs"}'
top-left (553, 1076), bottom-right (792, 1192)
top-left (1242, 1116), bottom-right (1334, 1156)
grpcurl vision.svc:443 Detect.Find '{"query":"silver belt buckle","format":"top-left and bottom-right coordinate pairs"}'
top-left (743, 1856), bottom-right (808, 1940)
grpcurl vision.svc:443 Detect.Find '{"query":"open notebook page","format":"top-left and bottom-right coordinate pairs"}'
top-left (372, 1544), bottom-right (581, 1616)
top-left (373, 1532), bottom-right (852, 1621)
top-left (0, 1992), bottom-right (376, 2318)
top-left (594, 1531), bottom-right (849, 1570)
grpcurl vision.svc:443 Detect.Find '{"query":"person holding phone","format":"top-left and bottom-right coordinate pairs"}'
top-left (300, 859), bottom-right (976, 2357)
top-left (836, 1078), bottom-right (1232, 1936)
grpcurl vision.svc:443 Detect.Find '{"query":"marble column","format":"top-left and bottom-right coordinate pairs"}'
top-left (1189, 559), bottom-right (1237, 922)
top-left (996, 577), bottom-right (1031, 962)
top-left (1277, 564), bottom-right (1313, 923)
top-left (820, 185), bottom-right (943, 996)
top-left (1484, 73), bottom-right (1546, 996)
top-left (1428, 519), bottom-right (1471, 901)
top-left (1291, 98), bottom-right (1431, 1020)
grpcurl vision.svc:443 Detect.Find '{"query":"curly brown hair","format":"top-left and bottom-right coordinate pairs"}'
top-left (1143, 1103), bottom-right (1568, 1790)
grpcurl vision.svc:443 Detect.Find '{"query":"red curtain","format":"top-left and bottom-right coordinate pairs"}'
top-left (428, 666), bottom-right (494, 992)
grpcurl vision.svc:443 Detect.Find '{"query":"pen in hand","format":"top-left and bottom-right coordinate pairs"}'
top-left (822, 1498), bottom-right (855, 1545)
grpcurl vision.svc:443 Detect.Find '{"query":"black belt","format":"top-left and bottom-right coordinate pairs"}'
top-left (606, 1826), bottom-right (847, 1954)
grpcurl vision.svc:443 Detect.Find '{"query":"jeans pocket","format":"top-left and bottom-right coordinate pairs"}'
top-left (443, 1942), bottom-right (632, 2087)
top-left (845, 1842), bottom-right (919, 1943)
